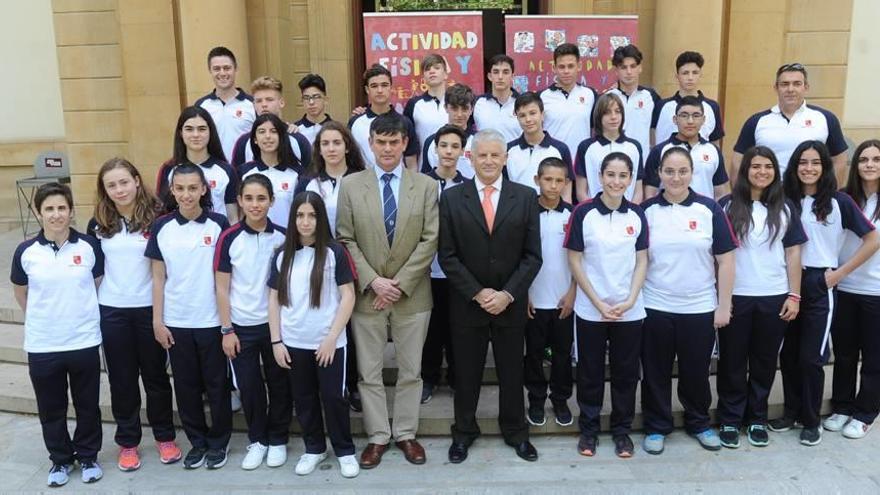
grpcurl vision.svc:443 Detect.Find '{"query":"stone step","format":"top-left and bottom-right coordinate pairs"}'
top-left (0, 360), bottom-right (833, 437)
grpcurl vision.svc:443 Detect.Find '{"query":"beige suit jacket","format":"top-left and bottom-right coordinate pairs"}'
top-left (336, 167), bottom-right (439, 314)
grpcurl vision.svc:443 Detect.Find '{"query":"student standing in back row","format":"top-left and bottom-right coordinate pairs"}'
top-left (404, 53), bottom-right (451, 166)
top-left (214, 174), bottom-right (291, 471)
top-left (147, 164), bottom-right (233, 470)
top-left (606, 44), bottom-right (661, 160)
top-left (827, 140), bottom-right (880, 439)
top-left (12, 183), bottom-right (105, 487)
top-left (88, 158), bottom-right (180, 472)
top-left (773, 141), bottom-right (879, 446)
top-left (640, 147), bottom-right (736, 455)
top-left (293, 74), bottom-right (333, 145)
top-left (195, 46), bottom-right (255, 162)
top-left (717, 146), bottom-right (806, 449)
top-left (473, 54), bottom-right (520, 143)
top-left (651, 51), bottom-right (724, 146)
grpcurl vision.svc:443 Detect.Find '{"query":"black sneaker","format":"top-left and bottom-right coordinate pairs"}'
top-left (183, 446), bottom-right (208, 469)
top-left (578, 435), bottom-right (598, 456)
top-left (205, 446), bottom-right (228, 469)
top-left (552, 401), bottom-right (573, 426)
top-left (768, 416), bottom-right (796, 432)
top-left (420, 383), bottom-right (434, 404)
top-left (348, 390), bottom-right (362, 413)
top-left (800, 427), bottom-right (822, 446)
top-left (747, 424), bottom-right (770, 447)
top-left (719, 425), bottom-right (740, 449)
top-left (527, 402), bottom-right (546, 426)
top-left (613, 434), bottom-right (634, 458)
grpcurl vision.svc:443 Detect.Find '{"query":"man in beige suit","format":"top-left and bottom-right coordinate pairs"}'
top-left (336, 112), bottom-right (439, 469)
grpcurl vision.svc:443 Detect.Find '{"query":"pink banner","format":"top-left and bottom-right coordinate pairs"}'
top-left (505, 15), bottom-right (639, 93)
top-left (363, 12), bottom-right (485, 110)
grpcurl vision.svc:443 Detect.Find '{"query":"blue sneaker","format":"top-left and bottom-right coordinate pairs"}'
top-left (692, 429), bottom-right (722, 451)
top-left (47, 463), bottom-right (73, 487)
top-left (80, 460), bottom-right (103, 483)
top-left (643, 434), bottom-right (665, 455)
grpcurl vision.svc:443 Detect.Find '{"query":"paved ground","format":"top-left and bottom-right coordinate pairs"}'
top-left (1, 412), bottom-right (879, 494)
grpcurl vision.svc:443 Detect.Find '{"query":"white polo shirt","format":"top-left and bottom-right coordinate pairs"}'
top-left (839, 193), bottom-right (880, 295)
top-left (651, 91), bottom-right (724, 144)
top-left (606, 84), bottom-right (661, 160)
top-left (574, 134), bottom-right (644, 201)
top-left (529, 200), bottom-right (573, 310)
top-left (348, 107), bottom-right (420, 169)
top-left (734, 101), bottom-right (847, 176)
top-left (645, 134), bottom-right (728, 198)
top-left (195, 89), bottom-right (256, 162)
top-left (268, 242), bottom-right (356, 350)
top-left (11, 229), bottom-right (103, 353)
top-left (302, 169), bottom-right (356, 237)
top-left (421, 128), bottom-right (475, 178)
top-left (564, 195), bottom-right (649, 321)
top-left (641, 190), bottom-right (738, 314)
top-left (473, 91), bottom-right (520, 143)
top-left (239, 160), bottom-right (300, 228)
top-left (718, 197), bottom-right (808, 296)
top-left (157, 158), bottom-right (238, 219)
top-left (145, 210), bottom-right (229, 328)
top-left (540, 84), bottom-right (597, 166)
top-left (798, 191), bottom-right (875, 269)
top-left (230, 131), bottom-right (312, 172)
top-left (87, 218), bottom-right (152, 308)
top-left (293, 114), bottom-right (331, 147)
top-left (429, 168), bottom-right (467, 279)
top-left (403, 92), bottom-right (449, 158)
top-left (506, 133), bottom-right (573, 194)
top-left (214, 220), bottom-right (286, 326)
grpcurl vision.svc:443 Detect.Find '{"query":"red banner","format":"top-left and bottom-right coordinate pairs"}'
top-left (505, 15), bottom-right (638, 94)
top-left (363, 12), bottom-right (484, 111)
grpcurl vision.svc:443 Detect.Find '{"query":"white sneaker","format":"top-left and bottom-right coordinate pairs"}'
top-left (231, 391), bottom-right (242, 412)
top-left (241, 442), bottom-right (268, 470)
top-left (822, 413), bottom-right (851, 432)
top-left (294, 452), bottom-right (328, 475)
top-left (266, 445), bottom-right (287, 467)
top-left (842, 419), bottom-right (872, 439)
top-left (338, 454), bottom-right (359, 478)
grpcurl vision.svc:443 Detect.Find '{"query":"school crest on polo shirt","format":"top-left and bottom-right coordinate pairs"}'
top-left (702, 153), bottom-right (710, 162)
top-left (203, 235), bottom-right (213, 246)
top-left (235, 109), bottom-right (243, 118)
top-left (281, 182), bottom-right (290, 191)
top-left (626, 225), bottom-right (635, 236)
top-left (804, 119), bottom-right (812, 127)
top-left (72, 255), bottom-right (82, 265)
top-left (209, 180), bottom-right (217, 189)
top-left (579, 96), bottom-right (585, 104)
top-left (689, 220), bottom-right (698, 231)
top-left (638, 100), bottom-right (644, 109)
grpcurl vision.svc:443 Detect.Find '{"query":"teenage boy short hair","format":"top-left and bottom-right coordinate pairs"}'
top-left (675, 95), bottom-right (703, 114)
top-left (488, 53), bottom-right (515, 72)
top-left (675, 51), bottom-right (704, 71)
top-left (553, 43), bottom-right (580, 63)
top-left (363, 63), bottom-right (393, 86)
top-left (298, 74), bottom-right (326, 94)
top-left (370, 112), bottom-right (408, 138)
top-left (537, 156), bottom-right (570, 178)
top-left (251, 76), bottom-right (283, 93)
top-left (434, 124), bottom-right (467, 147)
top-left (445, 84), bottom-right (475, 109)
top-left (422, 53), bottom-right (447, 71)
top-left (514, 91), bottom-right (544, 114)
top-left (34, 182), bottom-right (74, 211)
top-left (207, 46), bottom-right (236, 67)
top-left (612, 44), bottom-right (643, 67)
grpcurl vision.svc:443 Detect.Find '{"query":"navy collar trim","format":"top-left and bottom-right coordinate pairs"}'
top-left (596, 134), bottom-right (626, 146)
top-left (515, 132), bottom-right (554, 150)
top-left (592, 193), bottom-right (631, 214)
top-left (207, 88), bottom-right (250, 102)
top-left (241, 219), bottom-right (276, 235)
top-left (36, 228), bottom-right (80, 246)
top-left (669, 133), bottom-right (708, 147)
top-left (427, 169), bottom-right (465, 183)
top-left (673, 90), bottom-right (705, 102)
top-left (254, 159), bottom-right (292, 172)
top-left (537, 198), bottom-right (572, 213)
top-left (174, 209), bottom-right (209, 225)
top-left (298, 114), bottom-right (332, 127)
top-left (655, 188), bottom-right (697, 207)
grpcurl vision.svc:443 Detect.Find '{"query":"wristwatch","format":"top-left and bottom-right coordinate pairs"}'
top-left (220, 326), bottom-right (235, 335)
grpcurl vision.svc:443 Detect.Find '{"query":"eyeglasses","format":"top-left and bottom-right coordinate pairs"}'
top-left (776, 62), bottom-right (807, 78)
top-left (676, 112), bottom-right (704, 121)
top-left (301, 95), bottom-right (324, 103)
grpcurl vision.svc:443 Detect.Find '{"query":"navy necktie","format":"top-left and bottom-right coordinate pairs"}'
top-left (382, 173), bottom-right (397, 246)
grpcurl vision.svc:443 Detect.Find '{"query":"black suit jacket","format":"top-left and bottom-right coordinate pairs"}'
top-left (438, 178), bottom-right (542, 327)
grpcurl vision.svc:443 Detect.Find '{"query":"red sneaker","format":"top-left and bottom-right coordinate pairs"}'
top-left (117, 447), bottom-right (141, 471)
top-left (157, 441), bottom-right (182, 464)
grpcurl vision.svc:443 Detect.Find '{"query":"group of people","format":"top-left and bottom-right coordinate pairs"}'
top-left (11, 40), bottom-right (880, 489)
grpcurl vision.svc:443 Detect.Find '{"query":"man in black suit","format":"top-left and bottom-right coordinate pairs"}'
top-left (439, 129), bottom-right (543, 463)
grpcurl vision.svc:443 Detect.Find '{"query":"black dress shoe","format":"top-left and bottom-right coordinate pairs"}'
top-left (448, 442), bottom-right (469, 464)
top-left (512, 441), bottom-right (538, 462)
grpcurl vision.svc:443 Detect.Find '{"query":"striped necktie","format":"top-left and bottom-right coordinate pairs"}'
top-left (382, 173), bottom-right (397, 246)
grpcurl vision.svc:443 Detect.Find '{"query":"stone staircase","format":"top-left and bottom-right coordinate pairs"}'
top-left (0, 308), bottom-right (833, 436)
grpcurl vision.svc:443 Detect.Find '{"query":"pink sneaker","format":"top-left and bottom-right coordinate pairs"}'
top-left (117, 447), bottom-right (141, 471)
top-left (157, 441), bottom-right (182, 464)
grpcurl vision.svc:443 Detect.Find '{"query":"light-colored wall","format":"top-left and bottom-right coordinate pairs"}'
top-left (843, 0), bottom-right (880, 144)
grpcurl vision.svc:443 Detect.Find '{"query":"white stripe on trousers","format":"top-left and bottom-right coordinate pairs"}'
top-left (819, 288), bottom-right (835, 356)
